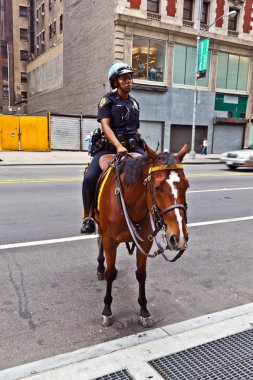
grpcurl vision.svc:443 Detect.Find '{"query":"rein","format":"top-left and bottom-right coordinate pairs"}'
top-left (113, 156), bottom-right (187, 262)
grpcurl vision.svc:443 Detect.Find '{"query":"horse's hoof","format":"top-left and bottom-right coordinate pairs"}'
top-left (101, 315), bottom-right (113, 327)
top-left (137, 316), bottom-right (153, 328)
top-left (97, 271), bottom-right (105, 281)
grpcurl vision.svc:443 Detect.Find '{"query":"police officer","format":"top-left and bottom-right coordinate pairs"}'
top-left (80, 62), bottom-right (146, 234)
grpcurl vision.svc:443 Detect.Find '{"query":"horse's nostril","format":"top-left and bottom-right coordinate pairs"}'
top-left (170, 235), bottom-right (179, 247)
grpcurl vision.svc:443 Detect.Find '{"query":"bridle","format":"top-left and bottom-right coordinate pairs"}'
top-left (113, 157), bottom-right (188, 262)
top-left (145, 165), bottom-right (188, 230)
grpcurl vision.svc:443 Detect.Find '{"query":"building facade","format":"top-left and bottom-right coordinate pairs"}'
top-left (27, 0), bottom-right (253, 153)
top-left (0, 0), bottom-right (29, 114)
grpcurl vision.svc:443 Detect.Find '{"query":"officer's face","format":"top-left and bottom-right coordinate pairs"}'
top-left (117, 74), bottom-right (133, 93)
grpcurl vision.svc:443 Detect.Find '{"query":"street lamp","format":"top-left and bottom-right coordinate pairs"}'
top-left (189, 9), bottom-right (237, 159)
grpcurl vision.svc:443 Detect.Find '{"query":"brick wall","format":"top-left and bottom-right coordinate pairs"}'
top-left (166, 0), bottom-right (177, 17)
top-left (215, 0), bottom-right (225, 28)
top-left (127, 0), bottom-right (141, 9)
top-left (243, 0), bottom-right (253, 33)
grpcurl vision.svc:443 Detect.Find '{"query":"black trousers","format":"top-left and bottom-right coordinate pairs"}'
top-left (82, 146), bottom-right (145, 217)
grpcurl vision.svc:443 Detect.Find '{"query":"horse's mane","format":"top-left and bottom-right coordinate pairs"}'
top-left (120, 152), bottom-right (177, 186)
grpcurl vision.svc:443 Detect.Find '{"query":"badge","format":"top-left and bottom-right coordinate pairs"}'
top-left (99, 97), bottom-right (108, 109)
top-left (132, 99), bottom-right (139, 110)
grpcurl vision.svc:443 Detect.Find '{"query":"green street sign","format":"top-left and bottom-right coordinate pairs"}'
top-left (198, 37), bottom-right (209, 76)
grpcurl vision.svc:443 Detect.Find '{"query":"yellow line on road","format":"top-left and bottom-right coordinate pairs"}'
top-left (187, 172), bottom-right (253, 178)
top-left (0, 172), bottom-right (253, 184)
top-left (0, 178), bottom-right (82, 184)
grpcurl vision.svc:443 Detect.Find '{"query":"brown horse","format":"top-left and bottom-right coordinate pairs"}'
top-left (94, 144), bottom-right (189, 327)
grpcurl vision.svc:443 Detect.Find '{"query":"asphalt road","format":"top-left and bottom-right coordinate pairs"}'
top-left (0, 163), bottom-right (253, 370)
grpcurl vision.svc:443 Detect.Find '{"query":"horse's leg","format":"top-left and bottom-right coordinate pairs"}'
top-left (101, 239), bottom-right (118, 327)
top-left (136, 246), bottom-right (153, 328)
top-left (97, 239), bottom-right (105, 280)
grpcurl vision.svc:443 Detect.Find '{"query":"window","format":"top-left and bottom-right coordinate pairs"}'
top-left (49, 0), bottom-right (52, 10)
top-left (21, 91), bottom-right (28, 100)
top-left (2, 66), bottom-right (8, 80)
top-left (217, 52), bottom-right (249, 91)
top-left (3, 85), bottom-right (9, 97)
top-left (49, 23), bottom-right (52, 39)
top-left (147, 0), bottom-right (159, 13)
top-left (20, 28), bottom-right (28, 40)
top-left (41, 30), bottom-right (45, 44)
top-left (21, 72), bottom-right (28, 83)
top-left (1, 44), bottom-right (7, 58)
top-left (228, 8), bottom-right (238, 31)
top-left (19, 5), bottom-right (28, 18)
top-left (132, 36), bottom-right (166, 83)
top-left (173, 43), bottom-right (209, 87)
top-left (60, 14), bottom-right (63, 32)
top-left (1, 43), bottom-right (7, 58)
top-left (53, 20), bottom-right (56, 33)
top-left (183, 0), bottom-right (193, 21)
top-left (20, 50), bottom-right (28, 61)
top-left (201, 2), bottom-right (208, 25)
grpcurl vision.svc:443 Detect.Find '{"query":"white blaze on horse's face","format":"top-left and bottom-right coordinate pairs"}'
top-left (166, 171), bottom-right (185, 248)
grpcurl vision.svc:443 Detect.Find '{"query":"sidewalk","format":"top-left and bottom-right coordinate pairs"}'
top-left (1, 303), bottom-right (253, 380)
top-left (0, 150), bottom-right (221, 166)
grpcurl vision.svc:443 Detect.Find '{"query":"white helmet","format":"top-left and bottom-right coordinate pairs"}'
top-left (108, 62), bottom-right (134, 89)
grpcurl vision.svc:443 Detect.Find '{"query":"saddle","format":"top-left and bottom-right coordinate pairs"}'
top-left (89, 153), bottom-right (141, 218)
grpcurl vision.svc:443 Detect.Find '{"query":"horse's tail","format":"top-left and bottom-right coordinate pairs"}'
top-left (125, 242), bottom-right (136, 255)
top-left (97, 237), bottom-right (105, 280)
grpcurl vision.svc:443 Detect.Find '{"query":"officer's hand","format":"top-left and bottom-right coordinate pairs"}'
top-left (116, 144), bottom-right (128, 157)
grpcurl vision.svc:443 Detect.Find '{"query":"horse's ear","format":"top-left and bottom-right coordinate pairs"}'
top-left (176, 144), bottom-right (189, 162)
top-left (145, 144), bottom-right (159, 160)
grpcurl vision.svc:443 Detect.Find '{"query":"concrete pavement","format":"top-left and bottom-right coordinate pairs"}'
top-left (0, 150), bottom-right (221, 165)
top-left (1, 303), bottom-right (253, 379)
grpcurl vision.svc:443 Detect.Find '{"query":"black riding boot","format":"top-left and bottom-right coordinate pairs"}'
top-left (81, 185), bottom-right (95, 234)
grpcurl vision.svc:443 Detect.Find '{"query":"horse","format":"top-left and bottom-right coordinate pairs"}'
top-left (94, 144), bottom-right (189, 327)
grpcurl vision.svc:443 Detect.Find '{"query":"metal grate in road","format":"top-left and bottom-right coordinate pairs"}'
top-left (92, 369), bottom-right (134, 380)
top-left (149, 329), bottom-right (253, 379)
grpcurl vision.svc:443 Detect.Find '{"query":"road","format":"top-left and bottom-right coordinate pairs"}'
top-left (0, 163), bottom-right (253, 370)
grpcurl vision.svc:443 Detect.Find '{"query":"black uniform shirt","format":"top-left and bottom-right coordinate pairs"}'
top-left (97, 91), bottom-right (140, 136)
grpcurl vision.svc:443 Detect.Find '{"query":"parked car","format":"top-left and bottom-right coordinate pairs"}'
top-left (220, 144), bottom-right (253, 170)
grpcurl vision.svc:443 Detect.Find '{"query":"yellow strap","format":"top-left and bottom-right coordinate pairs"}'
top-left (149, 164), bottom-right (183, 174)
top-left (97, 167), bottom-right (112, 211)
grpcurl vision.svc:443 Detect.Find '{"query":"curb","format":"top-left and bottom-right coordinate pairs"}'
top-left (1, 302), bottom-right (253, 380)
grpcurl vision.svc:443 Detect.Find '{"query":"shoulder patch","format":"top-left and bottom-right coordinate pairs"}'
top-left (99, 97), bottom-right (109, 109)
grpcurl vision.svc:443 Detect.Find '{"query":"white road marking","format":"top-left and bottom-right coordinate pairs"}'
top-left (0, 235), bottom-right (99, 250)
top-left (188, 186), bottom-right (253, 193)
top-left (188, 216), bottom-right (253, 227)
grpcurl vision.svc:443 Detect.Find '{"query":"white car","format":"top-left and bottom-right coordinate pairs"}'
top-left (220, 145), bottom-right (253, 170)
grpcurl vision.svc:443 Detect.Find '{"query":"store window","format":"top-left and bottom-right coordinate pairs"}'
top-left (147, 0), bottom-right (159, 13)
top-left (217, 52), bottom-right (249, 91)
top-left (173, 43), bottom-right (209, 87)
top-left (132, 36), bottom-right (166, 83)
